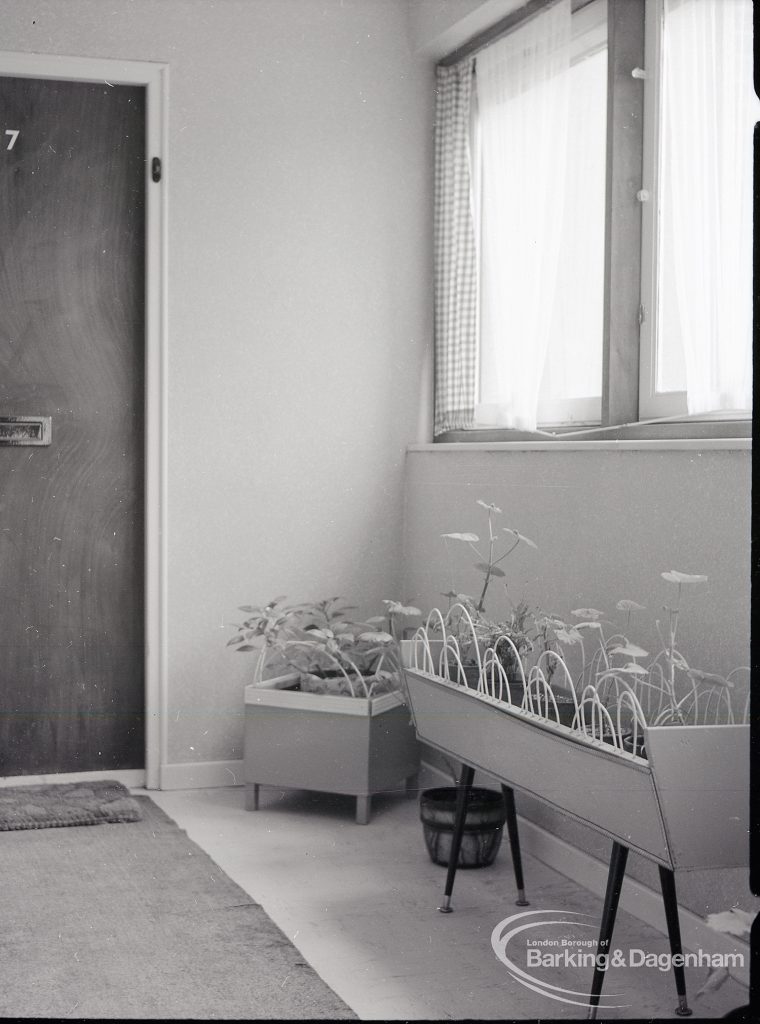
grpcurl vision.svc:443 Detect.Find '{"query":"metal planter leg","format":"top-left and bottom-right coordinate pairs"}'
top-left (502, 784), bottom-right (529, 906)
top-left (587, 841), bottom-right (629, 1020)
top-left (355, 794), bottom-right (371, 824)
top-left (658, 865), bottom-right (693, 1016)
top-left (438, 764), bottom-right (475, 913)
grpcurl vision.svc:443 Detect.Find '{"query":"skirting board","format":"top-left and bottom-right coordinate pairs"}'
top-left (0, 768), bottom-right (145, 789)
top-left (419, 760), bottom-right (750, 988)
top-left (159, 759), bottom-right (245, 790)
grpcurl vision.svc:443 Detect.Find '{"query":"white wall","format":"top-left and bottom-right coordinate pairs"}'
top-left (0, 0), bottom-right (433, 765)
top-left (406, 0), bottom-right (523, 57)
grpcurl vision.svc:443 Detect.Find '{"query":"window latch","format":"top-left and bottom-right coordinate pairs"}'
top-left (631, 67), bottom-right (647, 79)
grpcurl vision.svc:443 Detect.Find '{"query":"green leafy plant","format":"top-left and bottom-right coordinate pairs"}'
top-left (468, 598), bottom-right (536, 681)
top-left (227, 596), bottom-right (306, 683)
top-left (441, 499), bottom-right (536, 615)
top-left (435, 499), bottom-right (539, 679)
top-left (228, 596), bottom-right (411, 699)
top-left (379, 601), bottom-right (423, 642)
top-left (534, 571), bottom-right (747, 733)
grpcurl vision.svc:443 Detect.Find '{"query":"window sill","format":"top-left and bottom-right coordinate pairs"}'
top-left (424, 419), bottom-right (751, 451)
top-left (412, 437), bottom-right (751, 453)
top-left (414, 421), bottom-right (751, 452)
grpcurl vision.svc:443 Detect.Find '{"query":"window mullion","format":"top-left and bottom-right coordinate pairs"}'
top-left (637, 0), bottom-right (661, 420)
top-left (601, 0), bottom-right (645, 426)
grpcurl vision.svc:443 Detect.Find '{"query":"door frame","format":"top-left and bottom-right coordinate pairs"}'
top-left (0, 51), bottom-right (168, 789)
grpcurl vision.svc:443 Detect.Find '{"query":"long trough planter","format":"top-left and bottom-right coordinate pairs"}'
top-left (400, 633), bottom-right (748, 1017)
top-left (401, 665), bottom-right (748, 871)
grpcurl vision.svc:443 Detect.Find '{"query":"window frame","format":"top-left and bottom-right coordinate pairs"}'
top-left (434, 0), bottom-right (753, 444)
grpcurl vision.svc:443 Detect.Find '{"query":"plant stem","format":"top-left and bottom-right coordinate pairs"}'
top-left (476, 571), bottom-right (490, 613)
top-left (492, 539), bottom-right (520, 567)
top-left (255, 647), bottom-right (266, 684)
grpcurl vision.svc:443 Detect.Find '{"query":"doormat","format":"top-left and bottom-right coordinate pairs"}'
top-left (0, 795), bottom-right (355, 1018)
top-left (0, 779), bottom-right (141, 830)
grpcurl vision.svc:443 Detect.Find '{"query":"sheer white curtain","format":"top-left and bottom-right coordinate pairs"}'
top-left (538, 40), bottom-right (607, 423)
top-left (474, 0), bottom-right (572, 430)
top-left (659, 0), bottom-right (757, 414)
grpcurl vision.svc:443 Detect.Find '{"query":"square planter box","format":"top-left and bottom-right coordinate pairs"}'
top-left (244, 674), bottom-right (420, 823)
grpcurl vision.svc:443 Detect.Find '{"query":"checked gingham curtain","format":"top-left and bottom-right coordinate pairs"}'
top-left (433, 58), bottom-right (477, 435)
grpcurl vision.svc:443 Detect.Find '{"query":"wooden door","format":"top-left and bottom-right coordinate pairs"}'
top-left (0, 76), bottom-right (145, 775)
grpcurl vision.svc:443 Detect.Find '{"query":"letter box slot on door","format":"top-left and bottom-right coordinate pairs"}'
top-left (0, 417), bottom-right (52, 446)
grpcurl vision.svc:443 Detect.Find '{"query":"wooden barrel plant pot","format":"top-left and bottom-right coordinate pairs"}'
top-left (420, 786), bottom-right (506, 868)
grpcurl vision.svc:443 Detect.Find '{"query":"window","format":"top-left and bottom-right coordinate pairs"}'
top-left (639, 0), bottom-right (758, 420)
top-left (433, 0), bottom-right (755, 438)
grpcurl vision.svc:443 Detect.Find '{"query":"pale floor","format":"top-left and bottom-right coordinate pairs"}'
top-left (142, 784), bottom-right (748, 1021)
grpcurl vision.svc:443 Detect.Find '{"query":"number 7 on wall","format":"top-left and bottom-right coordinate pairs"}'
top-left (5, 129), bottom-right (19, 150)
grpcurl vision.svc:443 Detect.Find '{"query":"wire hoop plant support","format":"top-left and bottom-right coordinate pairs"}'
top-left (405, 609), bottom-right (748, 759)
top-left (524, 667), bottom-right (566, 723)
top-left (576, 687), bottom-right (621, 747)
top-left (411, 603), bottom-right (487, 685)
top-left (481, 636), bottom-right (527, 704)
top-left (530, 649), bottom-right (580, 719)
